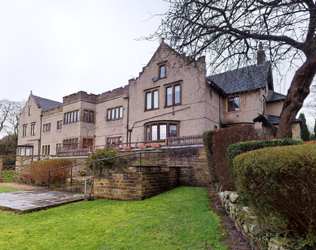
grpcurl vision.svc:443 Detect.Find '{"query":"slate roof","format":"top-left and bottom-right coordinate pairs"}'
top-left (207, 61), bottom-right (272, 95)
top-left (33, 95), bottom-right (62, 112)
top-left (264, 115), bottom-right (302, 125)
top-left (266, 91), bottom-right (286, 102)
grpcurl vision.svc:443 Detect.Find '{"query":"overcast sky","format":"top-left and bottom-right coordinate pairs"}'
top-left (0, 0), bottom-right (314, 127)
top-left (0, 0), bottom-right (169, 102)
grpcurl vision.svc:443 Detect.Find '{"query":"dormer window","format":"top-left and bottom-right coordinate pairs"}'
top-left (159, 65), bottom-right (166, 78)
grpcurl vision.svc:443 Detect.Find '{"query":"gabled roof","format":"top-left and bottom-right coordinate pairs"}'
top-left (207, 61), bottom-right (272, 95)
top-left (266, 91), bottom-right (286, 102)
top-left (32, 95), bottom-right (62, 112)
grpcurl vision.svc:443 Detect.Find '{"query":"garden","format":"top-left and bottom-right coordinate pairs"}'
top-left (0, 186), bottom-right (228, 250)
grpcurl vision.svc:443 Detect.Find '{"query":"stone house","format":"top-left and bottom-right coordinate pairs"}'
top-left (17, 41), bottom-right (301, 158)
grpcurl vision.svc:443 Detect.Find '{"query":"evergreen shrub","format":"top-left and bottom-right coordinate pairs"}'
top-left (29, 159), bottom-right (73, 185)
top-left (234, 144), bottom-right (316, 246)
top-left (228, 138), bottom-right (302, 185)
top-left (212, 126), bottom-right (258, 190)
top-left (202, 130), bottom-right (218, 183)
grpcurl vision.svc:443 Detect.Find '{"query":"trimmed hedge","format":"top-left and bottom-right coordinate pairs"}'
top-left (234, 144), bottom-right (316, 246)
top-left (29, 159), bottom-right (73, 185)
top-left (212, 126), bottom-right (258, 190)
top-left (228, 138), bottom-right (303, 186)
top-left (202, 130), bottom-right (218, 184)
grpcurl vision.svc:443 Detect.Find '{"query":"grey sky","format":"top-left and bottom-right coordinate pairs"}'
top-left (0, 0), bottom-right (314, 127)
top-left (0, 0), bottom-right (169, 102)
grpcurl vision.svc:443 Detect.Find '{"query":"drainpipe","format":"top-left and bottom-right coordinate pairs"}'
top-left (125, 92), bottom-right (130, 146)
top-left (38, 114), bottom-right (42, 160)
top-left (219, 96), bottom-right (222, 128)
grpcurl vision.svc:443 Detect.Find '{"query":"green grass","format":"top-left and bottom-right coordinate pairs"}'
top-left (1, 170), bottom-right (18, 182)
top-left (0, 187), bottom-right (227, 250)
top-left (0, 187), bottom-right (22, 193)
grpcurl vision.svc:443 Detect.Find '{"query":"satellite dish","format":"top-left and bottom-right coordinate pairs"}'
top-left (152, 77), bottom-right (158, 82)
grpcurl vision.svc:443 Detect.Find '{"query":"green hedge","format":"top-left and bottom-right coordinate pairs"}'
top-left (233, 144), bottom-right (316, 247)
top-left (228, 138), bottom-right (303, 186)
top-left (202, 130), bottom-right (218, 184)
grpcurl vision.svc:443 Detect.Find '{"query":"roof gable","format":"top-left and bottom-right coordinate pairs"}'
top-left (207, 61), bottom-right (272, 95)
top-left (32, 95), bottom-right (62, 112)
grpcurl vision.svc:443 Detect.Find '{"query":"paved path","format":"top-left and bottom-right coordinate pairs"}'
top-left (0, 190), bottom-right (84, 213)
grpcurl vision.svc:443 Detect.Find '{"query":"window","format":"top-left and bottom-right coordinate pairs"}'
top-left (106, 137), bottom-right (122, 147)
top-left (146, 90), bottom-right (159, 110)
top-left (25, 148), bottom-right (31, 156)
top-left (56, 143), bottom-right (62, 152)
top-left (31, 123), bottom-right (36, 136)
top-left (83, 110), bottom-right (94, 123)
top-left (107, 106), bottom-right (123, 121)
top-left (43, 123), bottom-right (51, 132)
top-left (64, 110), bottom-right (79, 124)
top-left (166, 84), bottom-right (181, 107)
top-left (63, 138), bottom-right (78, 150)
top-left (145, 122), bottom-right (178, 141)
top-left (57, 120), bottom-right (63, 130)
top-left (159, 65), bottom-right (166, 78)
top-left (28, 107), bottom-right (31, 116)
top-left (20, 148), bottom-right (25, 156)
top-left (42, 145), bottom-right (50, 156)
top-left (22, 125), bottom-right (27, 137)
top-left (228, 96), bottom-right (239, 111)
top-left (82, 138), bottom-right (93, 149)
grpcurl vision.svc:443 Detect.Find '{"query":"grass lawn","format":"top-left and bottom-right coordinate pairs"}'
top-left (0, 187), bottom-right (227, 250)
top-left (1, 170), bottom-right (18, 182)
top-left (0, 187), bottom-right (22, 193)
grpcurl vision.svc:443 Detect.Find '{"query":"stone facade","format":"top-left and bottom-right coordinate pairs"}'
top-left (17, 41), bottom-right (300, 160)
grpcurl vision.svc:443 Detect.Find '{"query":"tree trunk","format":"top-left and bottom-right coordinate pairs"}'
top-left (276, 55), bottom-right (316, 138)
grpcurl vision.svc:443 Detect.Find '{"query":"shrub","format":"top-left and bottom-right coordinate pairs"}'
top-left (212, 125), bottom-right (258, 191)
top-left (30, 159), bottom-right (73, 185)
top-left (202, 130), bottom-right (218, 184)
top-left (234, 144), bottom-right (316, 246)
top-left (228, 138), bottom-right (303, 186)
top-left (19, 171), bottom-right (32, 183)
top-left (86, 148), bottom-right (118, 176)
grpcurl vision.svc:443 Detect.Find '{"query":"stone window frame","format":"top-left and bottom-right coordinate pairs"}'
top-left (145, 89), bottom-right (159, 111)
top-left (22, 124), bottom-right (27, 137)
top-left (57, 120), bottom-right (63, 130)
top-left (83, 110), bottom-right (95, 123)
top-left (165, 83), bottom-right (181, 107)
top-left (43, 123), bottom-right (51, 132)
top-left (30, 123), bottom-right (36, 136)
top-left (42, 145), bottom-right (50, 156)
top-left (64, 110), bottom-right (79, 124)
top-left (107, 106), bottom-right (123, 121)
top-left (144, 121), bottom-right (179, 141)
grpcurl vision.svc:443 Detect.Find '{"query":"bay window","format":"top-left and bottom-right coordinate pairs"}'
top-left (145, 122), bottom-right (178, 141)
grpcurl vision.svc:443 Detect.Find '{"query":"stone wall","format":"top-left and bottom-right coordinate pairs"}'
top-left (219, 191), bottom-right (303, 250)
top-left (120, 147), bottom-right (210, 187)
top-left (94, 166), bottom-right (179, 200)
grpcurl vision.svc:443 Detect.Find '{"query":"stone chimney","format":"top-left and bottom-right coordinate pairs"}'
top-left (257, 41), bottom-right (266, 65)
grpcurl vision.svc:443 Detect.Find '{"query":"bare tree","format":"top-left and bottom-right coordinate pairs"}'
top-left (147, 0), bottom-right (316, 138)
top-left (0, 99), bottom-right (25, 135)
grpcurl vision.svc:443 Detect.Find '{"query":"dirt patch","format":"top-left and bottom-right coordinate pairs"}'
top-left (206, 184), bottom-right (254, 250)
top-left (0, 182), bottom-right (46, 190)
